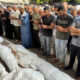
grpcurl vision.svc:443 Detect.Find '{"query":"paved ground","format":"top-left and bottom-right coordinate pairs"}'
top-left (1, 37), bottom-right (78, 79)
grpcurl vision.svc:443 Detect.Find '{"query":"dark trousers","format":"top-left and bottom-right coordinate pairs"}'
top-left (33, 30), bottom-right (41, 48)
top-left (69, 44), bottom-right (80, 77)
top-left (67, 35), bottom-right (72, 51)
top-left (0, 22), bottom-right (3, 36)
top-left (11, 25), bottom-right (16, 39)
top-left (14, 27), bottom-right (21, 40)
top-left (5, 24), bottom-right (13, 39)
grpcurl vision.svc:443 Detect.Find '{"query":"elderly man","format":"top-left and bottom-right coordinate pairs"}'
top-left (10, 6), bottom-right (21, 41)
top-left (19, 6), bottom-right (32, 48)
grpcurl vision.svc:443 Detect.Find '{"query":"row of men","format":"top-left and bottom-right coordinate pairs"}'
top-left (28, 3), bottom-right (80, 80)
top-left (0, 2), bottom-right (80, 79)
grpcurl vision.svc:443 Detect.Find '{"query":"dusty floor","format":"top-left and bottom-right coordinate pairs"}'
top-left (1, 37), bottom-right (78, 79)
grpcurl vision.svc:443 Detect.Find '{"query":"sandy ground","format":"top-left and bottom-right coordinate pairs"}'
top-left (0, 37), bottom-right (78, 78)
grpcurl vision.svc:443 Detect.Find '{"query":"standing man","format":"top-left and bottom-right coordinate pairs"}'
top-left (40, 6), bottom-right (55, 57)
top-left (19, 6), bottom-right (32, 48)
top-left (53, 6), bottom-right (74, 68)
top-left (12, 6), bottom-right (21, 42)
top-left (32, 7), bottom-right (41, 49)
top-left (64, 16), bottom-right (80, 80)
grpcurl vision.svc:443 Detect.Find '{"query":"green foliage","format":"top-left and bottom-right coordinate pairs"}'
top-left (30, 0), bottom-right (80, 4)
top-left (61, 0), bottom-right (71, 2)
top-left (36, 0), bottom-right (49, 4)
top-left (76, 0), bottom-right (80, 3)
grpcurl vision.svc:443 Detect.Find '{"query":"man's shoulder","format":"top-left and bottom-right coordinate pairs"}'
top-left (75, 16), bottom-right (80, 20)
top-left (67, 14), bottom-right (74, 19)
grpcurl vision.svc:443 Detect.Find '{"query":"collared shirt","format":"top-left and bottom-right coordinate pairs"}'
top-left (71, 16), bottom-right (80, 47)
top-left (32, 13), bottom-right (41, 30)
top-left (13, 10), bottom-right (21, 27)
top-left (10, 9), bottom-right (14, 25)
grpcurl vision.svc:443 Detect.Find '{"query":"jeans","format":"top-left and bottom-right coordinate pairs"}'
top-left (42, 36), bottom-right (51, 54)
top-left (52, 35), bottom-right (56, 54)
top-left (39, 32), bottom-right (43, 49)
top-left (55, 38), bottom-right (67, 63)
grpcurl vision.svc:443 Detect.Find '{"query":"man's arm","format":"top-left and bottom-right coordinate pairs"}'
top-left (69, 26), bottom-right (80, 36)
top-left (42, 23), bottom-right (54, 29)
top-left (55, 25), bottom-right (69, 32)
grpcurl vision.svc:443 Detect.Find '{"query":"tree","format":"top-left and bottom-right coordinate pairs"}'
top-left (30, 0), bottom-right (80, 4)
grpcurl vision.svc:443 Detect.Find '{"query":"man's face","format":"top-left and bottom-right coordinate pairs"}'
top-left (62, 2), bottom-right (68, 10)
top-left (19, 8), bottom-right (23, 13)
top-left (73, 10), bottom-right (77, 17)
top-left (51, 7), bottom-right (54, 12)
top-left (44, 10), bottom-right (50, 16)
top-left (29, 8), bottom-right (33, 13)
top-left (58, 10), bottom-right (67, 18)
top-left (39, 10), bottom-right (43, 15)
top-left (13, 7), bottom-right (17, 11)
top-left (33, 8), bottom-right (38, 13)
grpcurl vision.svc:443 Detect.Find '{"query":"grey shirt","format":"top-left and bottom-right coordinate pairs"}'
top-left (71, 16), bottom-right (80, 47)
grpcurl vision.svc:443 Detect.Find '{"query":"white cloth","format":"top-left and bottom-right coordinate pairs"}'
top-left (0, 45), bottom-right (19, 71)
top-left (13, 10), bottom-right (20, 27)
top-left (2, 68), bottom-right (44, 80)
top-left (51, 12), bottom-right (57, 37)
top-left (10, 9), bottom-right (14, 25)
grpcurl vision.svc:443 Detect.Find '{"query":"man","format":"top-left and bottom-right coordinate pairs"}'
top-left (12, 6), bottom-right (21, 41)
top-left (67, 9), bottom-right (77, 52)
top-left (19, 6), bottom-right (32, 48)
top-left (32, 7), bottom-right (41, 49)
top-left (0, 9), bottom-right (3, 36)
top-left (64, 14), bottom-right (80, 80)
top-left (53, 6), bottom-right (74, 68)
top-left (39, 9), bottom-right (44, 50)
top-left (62, 2), bottom-right (69, 13)
top-left (9, 7), bottom-right (15, 39)
top-left (51, 6), bottom-right (57, 57)
top-left (2, 7), bottom-right (13, 39)
top-left (40, 6), bottom-right (55, 57)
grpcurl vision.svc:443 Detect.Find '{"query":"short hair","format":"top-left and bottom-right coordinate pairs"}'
top-left (44, 6), bottom-right (50, 11)
top-left (58, 5), bottom-right (65, 11)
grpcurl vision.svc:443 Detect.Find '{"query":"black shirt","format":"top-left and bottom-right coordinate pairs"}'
top-left (42, 15), bottom-right (55, 37)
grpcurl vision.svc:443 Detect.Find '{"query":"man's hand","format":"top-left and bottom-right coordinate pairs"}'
top-left (19, 21), bottom-right (22, 24)
top-left (69, 26), bottom-right (75, 32)
top-left (9, 16), bottom-right (13, 19)
top-left (57, 26), bottom-right (63, 32)
top-left (34, 20), bottom-right (38, 24)
top-left (42, 25), bottom-right (48, 29)
top-left (63, 28), bottom-right (69, 32)
top-left (39, 25), bottom-right (42, 29)
top-left (69, 26), bottom-right (76, 36)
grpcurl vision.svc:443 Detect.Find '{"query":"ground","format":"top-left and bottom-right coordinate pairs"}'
top-left (1, 37), bottom-right (78, 79)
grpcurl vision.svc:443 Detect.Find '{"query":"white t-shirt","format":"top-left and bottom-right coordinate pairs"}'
top-left (51, 12), bottom-right (57, 37)
top-left (13, 10), bottom-right (21, 27)
top-left (10, 9), bottom-right (14, 25)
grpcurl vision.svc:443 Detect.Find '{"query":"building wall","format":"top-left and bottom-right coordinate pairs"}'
top-left (0, 0), bottom-right (30, 4)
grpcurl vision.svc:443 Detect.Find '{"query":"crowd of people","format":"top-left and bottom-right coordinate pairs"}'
top-left (0, 2), bottom-right (80, 79)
